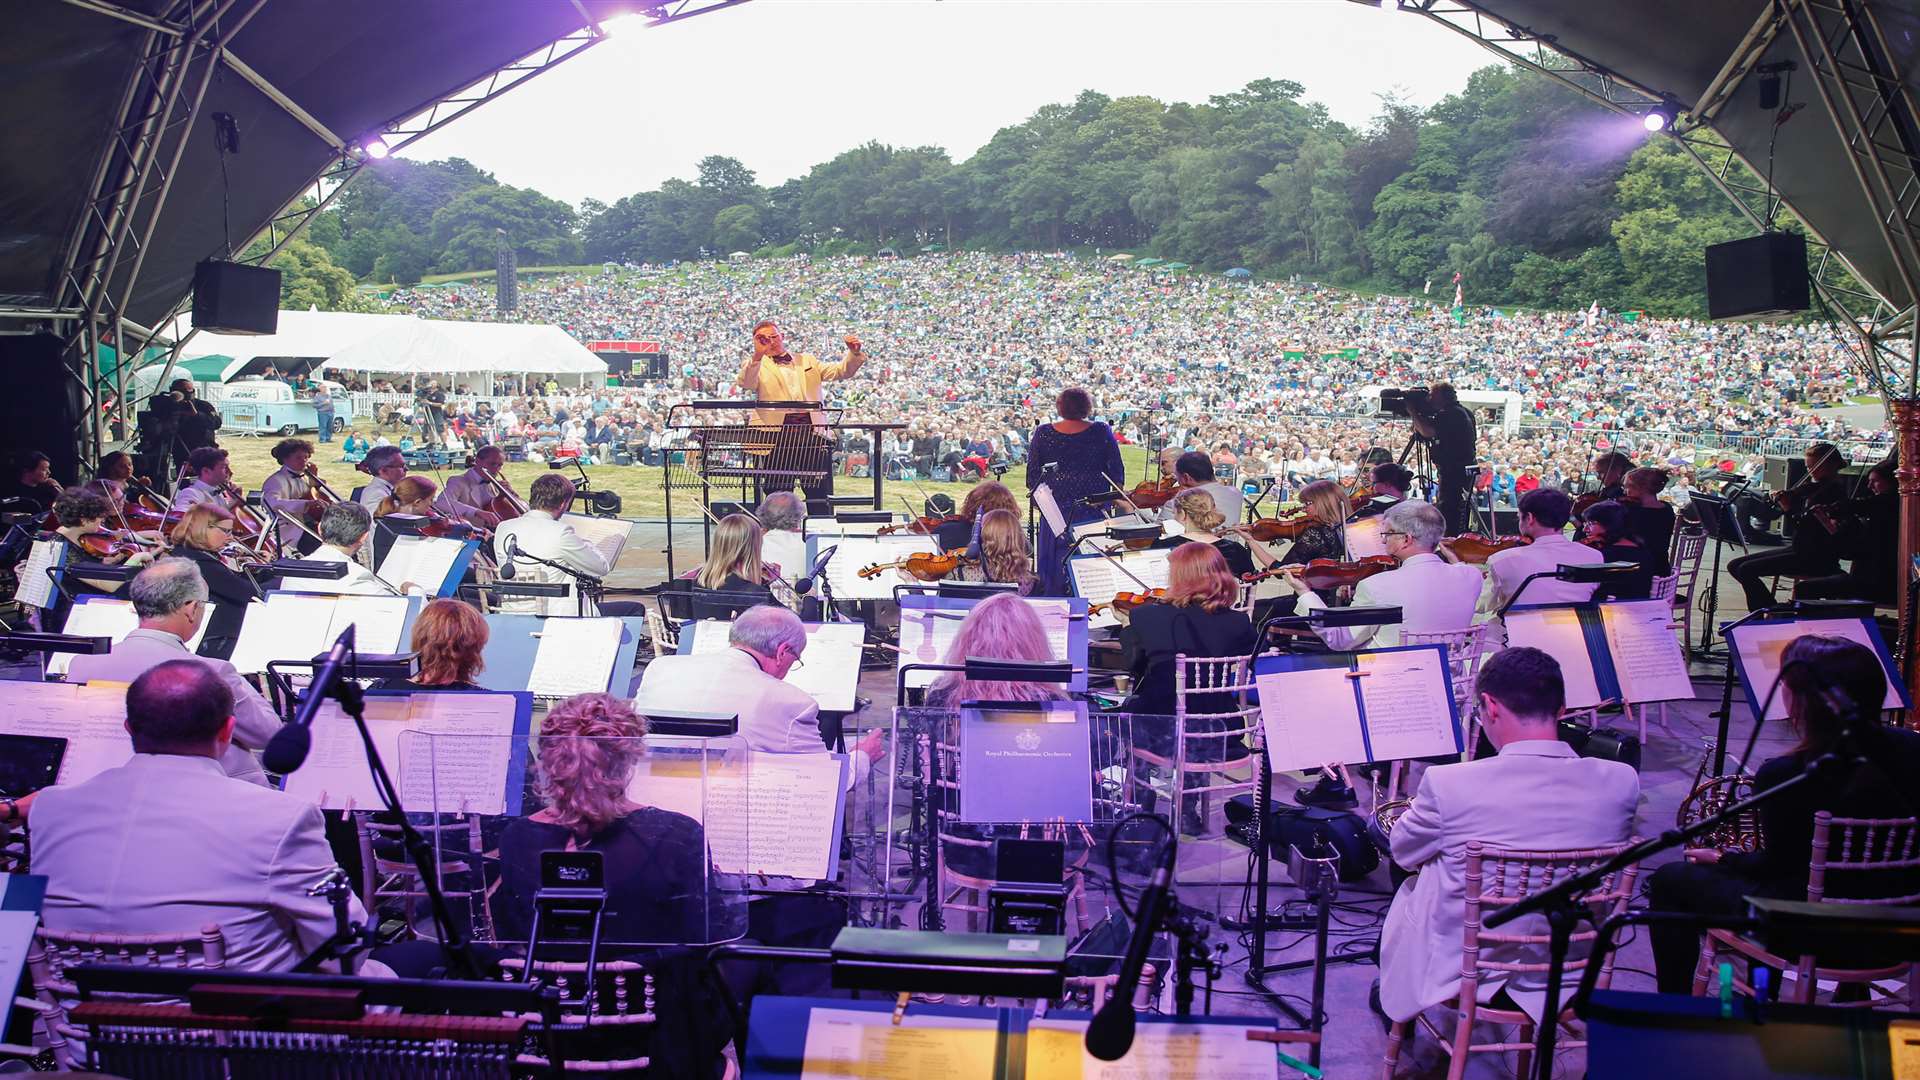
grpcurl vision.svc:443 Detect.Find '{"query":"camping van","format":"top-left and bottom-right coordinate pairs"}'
top-left (216, 378), bottom-right (355, 435)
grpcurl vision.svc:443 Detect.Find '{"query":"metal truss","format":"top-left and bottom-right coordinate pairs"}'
top-left (1394, 0), bottom-right (1915, 398)
top-left (45, 0), bottom-right (752, 458)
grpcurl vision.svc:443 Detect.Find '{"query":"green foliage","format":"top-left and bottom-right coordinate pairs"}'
top-left (303, 65), bottom-right (1788, 320)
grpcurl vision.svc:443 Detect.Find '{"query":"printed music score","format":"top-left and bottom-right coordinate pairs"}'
top-left (279, 691), bottom-right (526, 814)
top-left (525, 616), bottom-right (625, 697)
top-left (1255, 645), bottom-right (1459, 772)
top-left (0, 681), bottom-right (135, 785)
top-left (375, 535), bottom-right (473, 597)
top-left (1068, 547), bottom-right (1173, 630)
top-left (561, 512), bottom-right (632, 570)
top-left (627, 750), bottom-right (847, 880)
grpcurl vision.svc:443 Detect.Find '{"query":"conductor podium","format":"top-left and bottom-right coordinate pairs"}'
top-left (661, 400), bottom-right (903, 576)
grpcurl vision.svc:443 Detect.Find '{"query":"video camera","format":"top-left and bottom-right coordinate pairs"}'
top-left (1377, 386), bottom-right (1434, 419)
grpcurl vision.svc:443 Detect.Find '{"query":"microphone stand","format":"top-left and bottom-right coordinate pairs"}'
top-left (291, 634), bottom-right (484, 980)
top-left (507, 539), bottom-right (604, 618)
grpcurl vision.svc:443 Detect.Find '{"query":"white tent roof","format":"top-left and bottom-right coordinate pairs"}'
top-left (319, 318), bottom-right (606, 376)
top-left (174, 309), bottom-right (416, 371)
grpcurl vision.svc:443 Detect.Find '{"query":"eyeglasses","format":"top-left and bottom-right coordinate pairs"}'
top-left (1381, 529), bottom-right (1407, 540)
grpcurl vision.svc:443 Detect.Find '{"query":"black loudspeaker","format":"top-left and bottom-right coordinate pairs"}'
top-left (1704, 231), bottom-right (1809, 321)
top-left (191, 259), bottom-right (281, 335)
top-left (0, 332), bottom-right (84, 485)
top-left (1764, 453), bottom-right (1806, 493)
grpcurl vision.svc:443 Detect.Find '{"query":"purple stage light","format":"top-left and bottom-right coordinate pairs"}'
top-left (362, 135), bottom-right (390, 160)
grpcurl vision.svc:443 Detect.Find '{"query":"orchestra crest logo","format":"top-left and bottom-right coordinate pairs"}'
top-left (1013, 728), bottom-right (1043, 752)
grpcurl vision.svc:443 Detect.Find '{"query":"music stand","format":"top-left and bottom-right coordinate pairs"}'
top-left (1687, 491), bottom-right (1745, 658)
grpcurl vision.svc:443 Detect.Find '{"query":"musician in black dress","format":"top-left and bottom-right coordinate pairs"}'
top-left (1351, 462), bottom-right (1413, 520)
top-left (1794, 460), bottom-right (1898, 606)
top-left (1621, 467), bottom-right (1676, 574)
top-left (1154, 489), bottom-right (1256, 578)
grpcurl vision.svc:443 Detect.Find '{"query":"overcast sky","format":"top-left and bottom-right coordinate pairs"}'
top-left (397, 0), bottom-right (1502, 207)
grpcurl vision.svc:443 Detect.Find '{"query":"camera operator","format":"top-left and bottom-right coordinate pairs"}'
top-left (418, 380), bottom-right (449, 447)
top-left (140, 379), bottom-right (220, 482)
top-left (1407, 382), bottom-right (1476, 534)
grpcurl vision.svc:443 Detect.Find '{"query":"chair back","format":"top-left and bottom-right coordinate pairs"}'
top-left (1809, 813), bottom-right (1920, 906)
top-left (1648, 571), bottom-right (1680, 602)
top-left (1459, 840), bottom-right (1640, 1008)
top-left (1671, 526), bottom-right (1707, 577)
top-left (355, 812), bottom-right (495, 943)
top-left (1231, 580), bottom-right (1256, 617)
top-left (497, 957), bottom-right (656, 1024)
top-left (1172, 653), bottom-right (1259, 757)
top-left (644, 604), bottom-right (679, 653)
top-left (30, 924), bottom-right (228, 999)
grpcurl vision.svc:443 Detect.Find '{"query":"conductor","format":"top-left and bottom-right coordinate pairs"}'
top-left (737, 320), bottom-right (867, 501)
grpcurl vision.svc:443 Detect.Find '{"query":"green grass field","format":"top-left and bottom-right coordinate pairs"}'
top-left (223, 420), bottom-right (1154, 521)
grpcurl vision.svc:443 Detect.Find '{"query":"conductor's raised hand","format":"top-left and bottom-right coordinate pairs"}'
top-left (844, 334), bottom-right (863, 355)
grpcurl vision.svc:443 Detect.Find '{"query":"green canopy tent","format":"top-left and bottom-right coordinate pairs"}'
top-left (1134, 257), bottom-right (1164, 267)
top-left (1162, 261), bottom-right (1190, 270)
top-left (1106, 253), bottom-right (1134, 262)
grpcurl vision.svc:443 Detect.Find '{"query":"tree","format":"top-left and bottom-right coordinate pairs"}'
top-left (429, 184), bottom-right (580, 272)
top-left (711, 203), bottom-right (763, 252)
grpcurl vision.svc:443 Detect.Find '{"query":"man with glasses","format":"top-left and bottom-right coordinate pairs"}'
top-left (356, 445), bottom-right (406, 511)
top-left (634, 604), bottom-right (882, 788)
top-left (736, 319), bottom-right (867, 500)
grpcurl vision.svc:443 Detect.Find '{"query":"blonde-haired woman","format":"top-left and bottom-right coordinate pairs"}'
top-left (165, 503), bottom-right (258, 660)
top-left (494, 693), bottom-right (736, 1077)
top-left (686, 512), bottom-right (775, 619)
top-left (948, 508), bottom-right (1038, 594)
top-left (924, 592), bottom-right (1066, 706)
top-left (1158, 488), bottom-right (1256, 578)
top-left (1239, 478), bottom-right (1347, 572)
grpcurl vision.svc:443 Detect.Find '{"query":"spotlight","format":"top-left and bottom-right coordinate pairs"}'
top-left (360, 135), bottom-right (390, 160)
top-left (1642, 101), bottom-right (1679, 133)
top-left (600, 12), bottom-right (646, 35)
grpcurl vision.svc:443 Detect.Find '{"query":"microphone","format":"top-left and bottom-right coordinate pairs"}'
top-left (497, 532), bottom-right (517, 579)
top-left (795, 544), bottom-right (839, 596)
top-left (262, 623), bottom-right (356, 775)
top-left (1086, 824), bottom-right (1175, 1061)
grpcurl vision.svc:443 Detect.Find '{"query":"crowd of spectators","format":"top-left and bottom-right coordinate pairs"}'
top-left (366, 252), bottom-right (1896, 497)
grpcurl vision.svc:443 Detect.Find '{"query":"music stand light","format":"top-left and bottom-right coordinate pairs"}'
top-left (1496, 562), bottom-right (1639, 618)
top-left (267, 560), bottom-right (351, 580)
top-left (0, 630), bottom-right (112, 656)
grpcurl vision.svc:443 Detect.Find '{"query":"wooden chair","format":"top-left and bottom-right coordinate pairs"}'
top-left (1669, 527), bottom-right (1707, 645)
top-left (1231, 580), bottom-right (1257, 618)
top-left (497, 958), bottom-right (657, 1074)
top-left (28, 923), bottom-right (229, 1070)
top-left (1128, 655), bottom-right (1261, 837)
top-left (1402, 623), bottom-right (1495, 770)
top-left (356, 812), bottom-right (496, 944)
top-left (1382, 840), bottom-right (1640, 1080)
top-left (926, 714), bottom-right (1090, 934)
top-left (644, 603), bottom-right (679, 655)
top-left (1692, 813), bottom-right (1920, 1008)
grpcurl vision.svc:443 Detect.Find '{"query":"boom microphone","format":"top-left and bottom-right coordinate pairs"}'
top-left (795, 544), bottom-right (839, 596)
top-left (262, 623), bottom-right (355, 775)
top-left (498, 533), bottom-right (518, 579)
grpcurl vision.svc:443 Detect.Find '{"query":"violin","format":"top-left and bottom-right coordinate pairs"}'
top-left (1441, 534), bottom-right (1530, 563)
top-left (856, 550), bottom-right (974, 582)
top-left (1347, 485), bottom-right (1376, 511)
top-left (1571, 491), bottom-right (1612, 517)
top-left (877, 514), bottom-right (964, 537)
top-left (1088, 588), bottom-right (1169, 617)
top-left (76, 529), bottom-right (160, 561)
top-left (1126, 478), bottom-right (1180, 509)
top-left (1242, 555), bottom-right (1397, 592)
top-left (1233, 512), bottom-right (1312, 543)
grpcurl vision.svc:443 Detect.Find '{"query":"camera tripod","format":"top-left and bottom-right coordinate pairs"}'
top-left (1397, 430), bottom-right (1492, 536)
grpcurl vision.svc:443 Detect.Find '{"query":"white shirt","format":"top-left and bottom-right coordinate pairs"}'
top-left (281, 544), bottom-right (398, 596)
top-left (1483, 533), bottom-right (1604, 612)
top-left (492, 509), bottom-right (612, 615)
top-left (1295, 552), bottom-right (1484, 650)
top-left (1146, 481), bottom-right (1245, 527)
top-left (171, 479), bottom-right (226, 514)
top-left (635, 647), bottom-right (870, 788)
top-left (259, 465), bottom-right (313, 549)
top-left (65, 628), bottom-right (280, 785)
top-left (358, 476), bottom-right (393, 511)
top-left (1381, 741), bottom-right (1639, 1023)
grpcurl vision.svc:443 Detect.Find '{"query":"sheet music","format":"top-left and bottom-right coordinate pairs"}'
top-left (377, 535), bottom-right (468, 596)
top-left (15, 539), bottom-right (61, 609)
top-left (801, 1006), bottom-right (1000, 1080)
top-left (561, 512), bottom-right (630, 569)
top-left (282, 692), bottom-right (522, 812)
top-left (1600, 600), bottom-right (1693, 704)
top-left (1069, 548), bottom-right (1173, 630)
top-left (816, 535), bottom-right (937, 601)
top-left (804, 517), bottom-right (893, 537)
top-left (1732, 617), bottom-right (1904, 720)
top-left (325, 594), bottom-right (411, 653)
top-left (681, 620), bottom-right (866, 711)
top-left (1346, 515), bottom-right (1390, 559)
top-left (1033, 482), bottom-right (1069, 540)
top-left (1258, 665), bottom-right (1368, 773)
top-left (1026, 1017), bottom-right (1279, 1080)
top-left (897, 598), bottom-right (1074, 690)
top-left (526, 617), bottom-right (625, 697)
top-left (1505, 606), bottom-right (1605, 710)
top-left (226, 593), bottom-right (337, 674)
top-left (627, 750), bottom-right (846, 879)
top-left (1354, 647), bottom-right (1460, 761)
top-left (48, 599), bottom-right (214, 676)
top-left (0, 682), bottom-right (133, 785)
top-left (396, 693), bottom-right (523, 814)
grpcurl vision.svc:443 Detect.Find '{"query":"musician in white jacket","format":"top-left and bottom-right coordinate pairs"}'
top-left (493, 473), bottom-right (612, 616)
top-left (1380, 647), bottom-right (1639, 1027)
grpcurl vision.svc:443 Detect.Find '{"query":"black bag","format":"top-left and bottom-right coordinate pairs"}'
top-left (1560, 719), bottom-right (1642, 770)
top-left (1224, 797), bottom-right (1378, 882)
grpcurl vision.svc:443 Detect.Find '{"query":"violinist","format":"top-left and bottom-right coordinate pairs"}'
top-left (43, 491), bottom-right (158, 617)
top-left (1790, 460), bottom-right (1897, 606)
top-left (375, 475), bottom-right (442, 520)
top-left (1158, 489), bottom-right (1257, 578)
top-left (261, 438), bottom-right (326, 555)
top-left (1457, 488), bottom-right (1601, 612)
top-left (1025, 386), bottom-right (1123, 594)
top-left (493, 474), bottom-right (630, 616)
top-left (1581, 502), bottom-right (1656, 601)
top-left (1351, 462), bottom-right (1413, 520)
top-left (1118, 544), bottom-right (1256, 832)
top-left (939, 481), bottom-right (1021, 551)
top-left (686, 513), bottom-right (777, 620)
top-left (1728, 442), bottom-right (1848, 614)
top-left (436, 445), bottom-right (509, 530)
top-left (1244, 480), bottom-right (1346, 573)
top-left (3, 450), bottom-right (64, 511)
top-left (946, 508), bottom-right (1038, 594)
top-left (755, 490), bottom-right (809, 609)
top-left (168, 447), bottom-right (242, 527)
top-left (1282, 501), bottom-right (1481, 653)
top-left (165, 505), bottom-right (257, 660)
top-left (1587, 451), bottom-right (1634, 505)
top-left (76, 450), bottom-right (134, 513)
top-left (1134, 450), bottom-right (1245, 526)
